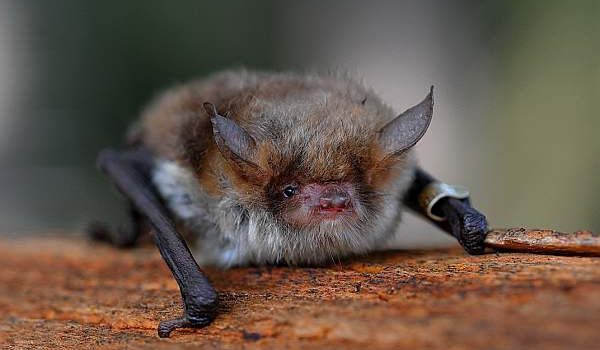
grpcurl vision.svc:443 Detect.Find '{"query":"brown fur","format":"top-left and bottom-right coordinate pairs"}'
top-left (140, 70), bottom-right (402, 202)
top-left (139, 69), bottom-right (424, 266)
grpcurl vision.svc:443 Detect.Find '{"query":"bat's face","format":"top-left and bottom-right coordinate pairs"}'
top-left (202, 87), bottom-right (432, 263)
top-left (264, 158), bottom-right (375, 232)
top-left (270, 181), bottom-right (359, 227)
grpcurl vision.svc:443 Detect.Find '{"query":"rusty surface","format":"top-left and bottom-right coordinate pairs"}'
top-left (1, 236), bottom-right (599, 350)
top-left (485, 228), bottom-right (600, 256)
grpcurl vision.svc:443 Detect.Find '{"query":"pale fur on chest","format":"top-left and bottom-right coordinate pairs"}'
top-left (152, 157), bottom-right (415, 268)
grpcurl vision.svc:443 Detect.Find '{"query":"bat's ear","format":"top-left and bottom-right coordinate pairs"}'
top-left (204, 102), bottom-right (263, 177)
top-left (378, 87), bottom-right (434, 157)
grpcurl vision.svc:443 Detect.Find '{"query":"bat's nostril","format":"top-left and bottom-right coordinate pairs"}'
top-left (331, 194), bottom-right (349, 208)
top-left (309, 184), bottom-right (353, 212)
top-left (319, 197), bottom-right (333, 209)
top-left (320, 192), bottom-right (349, 209)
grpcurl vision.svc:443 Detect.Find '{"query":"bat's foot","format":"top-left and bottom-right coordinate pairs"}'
top-left (158, 282), bottom-right (219, 338)
top-left (440, 198), bottom-right (488, 255)
top-left (406, 168), bottom-right (488, 255)
top-left (158, 312), bottom-right (216, 338)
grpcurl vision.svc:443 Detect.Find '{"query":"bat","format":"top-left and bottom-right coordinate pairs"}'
top-left (90, 70), bottom-right (488, 337)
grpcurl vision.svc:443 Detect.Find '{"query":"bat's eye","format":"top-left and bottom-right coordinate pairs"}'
top-left (283, 185), bottom-right (298, 198)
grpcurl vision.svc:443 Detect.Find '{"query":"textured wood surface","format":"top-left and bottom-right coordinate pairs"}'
top-left (485, 228), bottom-right (600, 256)
top-left (1, 236), bottom-right (599, 350)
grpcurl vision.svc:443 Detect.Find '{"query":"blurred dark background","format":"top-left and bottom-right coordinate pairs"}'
top-left (0, 0), bottom-right (598, 247)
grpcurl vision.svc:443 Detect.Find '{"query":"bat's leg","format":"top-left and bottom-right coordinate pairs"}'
top-left (96, 148), bottom-right (218, 337)
top-left (87, 206), bottom-right (144, 248)
top-left (403, 167), bottom-right (488, 254)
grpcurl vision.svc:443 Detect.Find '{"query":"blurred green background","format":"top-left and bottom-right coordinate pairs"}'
top-left (0, 0), bottom-right (597, 246)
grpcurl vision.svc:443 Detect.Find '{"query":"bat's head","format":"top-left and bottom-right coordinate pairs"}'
top-left (204, 84), bottom-right (433, 264)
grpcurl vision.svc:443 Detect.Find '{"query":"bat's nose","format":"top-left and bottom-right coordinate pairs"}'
top-left (319, 190), bottom-right (350, 210)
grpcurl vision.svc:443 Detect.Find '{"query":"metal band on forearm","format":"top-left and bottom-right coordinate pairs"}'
top-left (418, 182), bottom-right (470, 221)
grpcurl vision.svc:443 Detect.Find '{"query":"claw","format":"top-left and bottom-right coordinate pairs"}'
top-left (158, 317), bottom-right (189, 338)
top-left (158, 314), bottom-right (215, 338)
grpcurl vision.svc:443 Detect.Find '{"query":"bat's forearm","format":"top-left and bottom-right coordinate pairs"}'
top-left (403, 167), bottom-right (436, 214)
top-left (96, 148), bottom-right (218, 337)
top-left (404, 167), bottom-right (488, 254)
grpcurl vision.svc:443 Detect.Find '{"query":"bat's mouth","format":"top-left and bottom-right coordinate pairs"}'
top-left (311, 207), bottom-right (356, 220)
